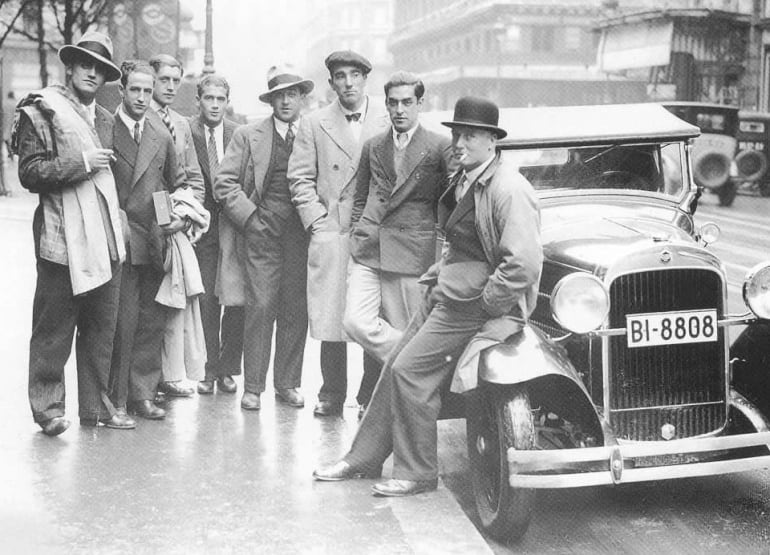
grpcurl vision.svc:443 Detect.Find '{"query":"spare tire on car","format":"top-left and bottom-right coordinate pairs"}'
top-left (693, 152), bottom-right (731, 189)
top-left (735, 149), bottom-right (768, 182)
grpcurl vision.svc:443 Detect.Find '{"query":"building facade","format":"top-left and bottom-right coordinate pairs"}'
top-left (389, 0), bottom-right (647, 110)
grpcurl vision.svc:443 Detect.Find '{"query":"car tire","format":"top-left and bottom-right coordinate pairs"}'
top-left (735, 150), bottom-right (768, 182)
top-left (466, 385), bottom-right (536, 543)
top-left (694, 152), bottom-right (731, 190)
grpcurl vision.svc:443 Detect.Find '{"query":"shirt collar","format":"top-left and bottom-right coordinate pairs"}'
top-left (150, 98), bottom-right (168, 114)
top-left (339, 96), bottom-right (368, 120)
top-left (81, 100), bottom-right (96, 125)
top-left (272, 116), bottom-right (300, 139)
top-left (463, 153), bottom-right (496, 185)
top-left (392, 123), bottom-right (419, 149)
top-left (117, 105), bottom-right (145, 134)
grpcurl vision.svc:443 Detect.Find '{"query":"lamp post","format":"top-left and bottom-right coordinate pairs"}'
top-left (202, 0), bottom-right (214, 74)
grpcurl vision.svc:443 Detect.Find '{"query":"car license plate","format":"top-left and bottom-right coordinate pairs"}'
top-left (626, 309), bottom-right (717, 348)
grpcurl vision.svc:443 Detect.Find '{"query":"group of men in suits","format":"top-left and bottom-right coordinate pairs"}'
top-left (17, 32), bottom-right (246, 434)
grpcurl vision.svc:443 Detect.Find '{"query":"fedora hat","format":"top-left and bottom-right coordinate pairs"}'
top-left (259, 64), bottom-right (314, 103)
top-left (441, 96), bottom-right (507, 139)
top-left (58, 31), bottom-right (121, 82)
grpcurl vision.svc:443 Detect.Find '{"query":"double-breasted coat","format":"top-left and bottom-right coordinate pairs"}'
top-left (350, 124), bottom-right (452, 275)
top-left (288, 99), bottom-right (389, 341)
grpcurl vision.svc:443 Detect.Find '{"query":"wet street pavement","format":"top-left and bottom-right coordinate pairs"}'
top-left (0, 183), bottom-right (491, 554)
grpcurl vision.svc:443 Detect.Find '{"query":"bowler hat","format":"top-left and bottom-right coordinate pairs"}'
top-left (324, 50), bottom-right (372, 75)
top-left (441, 96), bottom-right (507, 139)
top-left (58, 30), bottom-right (121, 82)
top-left (259, 64), bottom-right (314, 103)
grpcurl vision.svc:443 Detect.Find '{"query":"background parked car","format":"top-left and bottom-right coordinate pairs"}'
top-left (662, 101), bottom-right (740, 206)
top-left (735, 110), bottom-right (770, 196)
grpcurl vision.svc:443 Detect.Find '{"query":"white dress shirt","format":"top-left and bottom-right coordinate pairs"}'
top-left (392, 123), bottom-right (419, 150)
top-left (340, 96), bottom-right (369, 142)
top-left (273, 116), bottom-right (301, 142)
top-left (206, 120), bottom-right (225, 162)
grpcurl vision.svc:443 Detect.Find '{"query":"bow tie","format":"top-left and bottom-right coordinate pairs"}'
top-left (345, 113), bottom-right (361, 122)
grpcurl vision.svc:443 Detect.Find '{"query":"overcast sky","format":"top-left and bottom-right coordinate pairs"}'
top-left (183, 0), bottom-right (298, 116)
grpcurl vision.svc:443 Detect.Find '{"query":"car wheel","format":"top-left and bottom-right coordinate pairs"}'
top-left (466, 385), bottom-right (536, 543)
top-left (717, 181), bottom-right (737, 206)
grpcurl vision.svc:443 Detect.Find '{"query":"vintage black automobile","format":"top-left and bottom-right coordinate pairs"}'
top-left (425, 103), bottom-right (770, 542)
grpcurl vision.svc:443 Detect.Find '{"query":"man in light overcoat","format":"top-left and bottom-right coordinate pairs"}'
top-left (288, 50), bottom-right (390, 416)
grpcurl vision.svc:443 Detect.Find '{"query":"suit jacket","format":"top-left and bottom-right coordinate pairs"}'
top-left (350, 124), bottom-right (452, 275)
top-left (288, 99), bottom-right (390, 340)
top-left (189, 116), bottom-right (238, 214)
top-left (165, 107), bottom-right (205, 204)
top-left (17, 97), bottom-right (116, 265)
top-left (112, 112), bottom-right (180, 269)
top-left (212, 117), bottom-right (276, 305)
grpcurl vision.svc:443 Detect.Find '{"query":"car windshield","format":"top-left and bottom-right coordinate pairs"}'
top-left (502, 142), bottom-right (686, 198)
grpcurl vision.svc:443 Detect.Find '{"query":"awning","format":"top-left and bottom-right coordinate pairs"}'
top-left (598, 19), bottom-right (673, 72)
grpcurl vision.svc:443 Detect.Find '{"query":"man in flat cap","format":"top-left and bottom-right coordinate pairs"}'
top-left (14, 31), bottom-right (134, 434)
top-left (289, 50), bottom-right (390, 417)
top-left (216, 64), bottom-right (313, 410)
top-left (313, 97), bottom-right (543, 497)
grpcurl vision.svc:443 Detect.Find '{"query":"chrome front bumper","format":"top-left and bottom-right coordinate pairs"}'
top-left (507, 432), bottom-right (770, 488)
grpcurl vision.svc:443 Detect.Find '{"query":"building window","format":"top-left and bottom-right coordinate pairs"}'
top-left (564, 27), bottom-right (581, 51)
top-left (531, 26), bottom-right (555, 53)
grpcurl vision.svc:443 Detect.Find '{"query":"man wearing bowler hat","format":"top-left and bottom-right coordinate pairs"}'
top-left (288, 50), bottom-right (390, 417)
top-left (14, 31), bottom-right (135, 434)
top-left (215, 64), bottom-right (313, 410)
top-left (313, 96), bottom-right (543, 497)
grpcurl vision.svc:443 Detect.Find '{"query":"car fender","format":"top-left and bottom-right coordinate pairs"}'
top-left (478, 326), bottom-right (604, 441)
top-left (730, 321), bottom-right (770, 419)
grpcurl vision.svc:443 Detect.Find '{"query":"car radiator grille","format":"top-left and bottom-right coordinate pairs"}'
top-left (608, 268), bottom-right (726, 441)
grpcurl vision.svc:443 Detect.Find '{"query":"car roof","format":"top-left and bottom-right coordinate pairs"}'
top-left (421, 103), bottom-right (700, 148)
top-left (739, 110), bottom-right (770, 120)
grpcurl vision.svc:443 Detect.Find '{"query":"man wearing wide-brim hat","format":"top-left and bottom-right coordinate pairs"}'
top-left (13, 31), bottom-right (136, 435)
top-left (313, 96), bottom-right (544, 497)
top-left (215, 64), bottom-right (313, 411)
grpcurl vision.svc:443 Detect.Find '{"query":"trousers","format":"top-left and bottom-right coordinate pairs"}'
top-left (344, 289), bottom-right (488, 480)
top-left (29, 259), bottom-right (121, 422)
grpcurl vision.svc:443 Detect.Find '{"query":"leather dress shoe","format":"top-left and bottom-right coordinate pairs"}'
top-left (371, 478), bottom-right (438, 497)
top-left (217, 376), bottom-right (237, 393)
top-left (130, 400), bottom-right (166, 420)
top-left (197, 380), bottom-right (215, 395)
top-left (313, 400), bottom-right (343, 417)
top-left (275, 388), bottom-right (304, 407)
top-left (101, 411), bottom-right (136, 429)
top-left (241, 392), bottom-right (261, 410)
top-left (41, 416), bottom-right (70, 436)
top-left (158, 381), bottom-right (194, 397)
top-left (313, 460), bottom-right (382, 481)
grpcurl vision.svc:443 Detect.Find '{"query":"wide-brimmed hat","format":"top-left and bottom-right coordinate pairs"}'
top-left (58, 30), bottom-right (121, 82)
top-left (441, 96), bottom-right (507, 139)
top-left (259, 64), bottom-right (314, 103)
top-left (324, 50), bottom-right (372, 75)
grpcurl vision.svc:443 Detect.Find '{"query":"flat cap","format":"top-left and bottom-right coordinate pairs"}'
top-left (324, 50), bottom-right (372, 74)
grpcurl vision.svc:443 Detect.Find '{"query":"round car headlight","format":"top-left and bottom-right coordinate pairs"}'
top-left (551, 273), bottom-right (610, 334)
top-left (743, 262), bottom-right (770, 319)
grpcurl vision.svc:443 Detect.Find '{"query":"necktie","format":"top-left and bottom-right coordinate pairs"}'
top-left (396, 132), bottom-right (408, 150)
top-left (133, 121), bottom-right (141, 144)
top-left (345, 112), bottom-right (361, 122)
top-left (159, 108), bottom-right (176, 141)
top-left (456, 174), bottom-right (470, 203)
top-left (285, 123), bottom-right (295, 149)
top-left (207, 127), bottom-right (219, 175)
